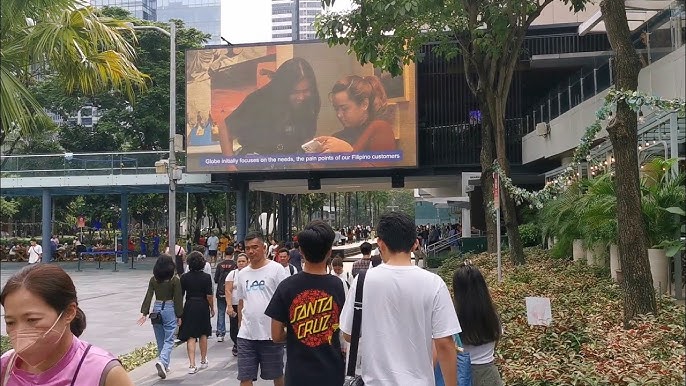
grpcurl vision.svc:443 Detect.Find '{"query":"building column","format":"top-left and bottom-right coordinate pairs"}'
top-left (236, 182), bottom-right (248, 243)
top-left (278, 194), bottom-right (289, 243)
top-left (41, 190), bottom-right (52, 263)
top-left (121, 193), bottom-right (129, 263)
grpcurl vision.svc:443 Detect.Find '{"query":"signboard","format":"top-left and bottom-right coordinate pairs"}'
top-left (77, 216), bottom-right (86, 228)
top-left (493, 172), bottom-right (500, 208)
top-left (525, 297), bottom-right (553, 326)
top-left (185, 42), bottom-right (418, 172)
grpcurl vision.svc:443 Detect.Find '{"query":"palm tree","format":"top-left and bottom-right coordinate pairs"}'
top-left (0, 0), bottom-right (148, 146)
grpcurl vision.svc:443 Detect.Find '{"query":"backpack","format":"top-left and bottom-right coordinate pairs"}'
top-left (215, 260), bottom-right (237, 297)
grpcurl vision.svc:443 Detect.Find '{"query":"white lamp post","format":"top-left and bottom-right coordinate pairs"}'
top-left (129, 23), bottom-right (178, 251)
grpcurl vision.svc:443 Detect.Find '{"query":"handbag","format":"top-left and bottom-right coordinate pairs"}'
top-left (149, 301), bottom-right (166, 325)
top-left (434, 333), bottom-right (472, 386)
top-left (343, 270), bottom-right (367, 386)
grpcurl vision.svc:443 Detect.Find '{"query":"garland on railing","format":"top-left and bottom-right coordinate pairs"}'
top-left (494, 88), bottom-right (686, 209)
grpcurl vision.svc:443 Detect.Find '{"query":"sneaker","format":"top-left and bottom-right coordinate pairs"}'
top-left (200, 359), bottom-right (208, 369)
top-left (188, 366), bottom-right (198, 374)
top-left (232, 345), bottom-right (238, 356)
top-left (155, 362), bottom-right (167, 379)
top-left (217, 336), bottom-right (224, 342)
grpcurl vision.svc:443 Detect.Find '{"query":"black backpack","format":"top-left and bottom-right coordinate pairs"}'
top-left (215, 260), bottom-right (237, 297)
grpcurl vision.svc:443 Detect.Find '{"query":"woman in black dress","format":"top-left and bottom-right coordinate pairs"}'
top-left (178, 251), bottom-right (215, 374)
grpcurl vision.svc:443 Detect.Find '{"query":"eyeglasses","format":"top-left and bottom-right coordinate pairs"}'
top-left (462, 259), bottom-right (473, 267)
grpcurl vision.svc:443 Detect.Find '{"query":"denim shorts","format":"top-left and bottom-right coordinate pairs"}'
top-left (236, 338), bottom-right (284, 381)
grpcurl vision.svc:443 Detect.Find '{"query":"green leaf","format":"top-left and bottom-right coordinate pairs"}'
top-left (664, 207), bottom-right (686, 216)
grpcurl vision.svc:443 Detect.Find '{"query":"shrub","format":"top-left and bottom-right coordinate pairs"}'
top-left (518, 223), bottom-right (542, 247)
top-left (437, 248), bottom-right (685, 385)
top-left (0, 336), bottom-right (9, 355)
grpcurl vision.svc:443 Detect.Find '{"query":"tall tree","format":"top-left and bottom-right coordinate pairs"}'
top-left (598, 0), bottom-right (656, 325)
top-left (317, 0), bottom-right (587, 264)
top-left (0, 0), bottom-right (148, 146)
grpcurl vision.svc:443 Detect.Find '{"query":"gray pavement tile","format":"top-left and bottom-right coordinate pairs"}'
top-left (1, 260), bottom-right (278, 385)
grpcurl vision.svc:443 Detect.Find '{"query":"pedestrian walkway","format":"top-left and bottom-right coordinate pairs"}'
top-left (129, 339), bottom-right (276, 385)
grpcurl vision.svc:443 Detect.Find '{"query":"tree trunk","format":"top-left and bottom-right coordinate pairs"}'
top-left (600, 0), bottom-right (657, 326)
top-left (489, 94), bottom-right (525, 265)
top-left (479, 107), bottom-right (498, 253)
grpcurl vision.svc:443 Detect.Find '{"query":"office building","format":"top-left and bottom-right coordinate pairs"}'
top-left (157, 0), bottom-right (222, 45)
top-left (91, 0), bottom-right (157, 21)
top-left (271, 0), bottom-right (322, 41)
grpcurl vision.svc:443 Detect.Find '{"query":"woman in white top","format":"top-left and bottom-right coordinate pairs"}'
top-left (452, 261), bottom-right (503, 386)
top-left (224, 253), bottom-right (248, 356)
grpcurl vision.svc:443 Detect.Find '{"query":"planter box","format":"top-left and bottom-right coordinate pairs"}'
top-left (610, 244), bottom-right (621, 282)
top-left (648, 248), bottom-right (669, 294)
top-left (586, 244), bottom-right (606, 268)
top-left (573, 239), bottom-right (585, 262)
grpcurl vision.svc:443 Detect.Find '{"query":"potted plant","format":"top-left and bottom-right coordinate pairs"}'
top-left (577, 174), bottom-right (617, 272)
top-left (641, 158), bottom-right (686, 294)
top-left (538, 182), bottom-right (585, 261)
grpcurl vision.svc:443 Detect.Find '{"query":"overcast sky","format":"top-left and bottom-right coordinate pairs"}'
top-left (221, 0), bottom-right (352, 44)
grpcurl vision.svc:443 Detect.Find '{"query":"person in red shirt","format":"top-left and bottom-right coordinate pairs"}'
top-left (315, 75), bottom-right (397, 167)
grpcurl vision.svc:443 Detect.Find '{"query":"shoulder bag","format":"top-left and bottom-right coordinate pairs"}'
top-left (343, 270), bottom-right (367, 386)
top-left (434, 333), bottom-right (472, 386)
top-left (149, 300), bottom-right (165, 325)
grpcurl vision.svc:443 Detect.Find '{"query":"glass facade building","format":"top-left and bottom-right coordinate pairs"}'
top-left (157, 0), bottom-right (221, 45)
top-left (91, 0), bottom-right (157, 20)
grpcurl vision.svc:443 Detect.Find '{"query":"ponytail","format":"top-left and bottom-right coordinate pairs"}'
top-left (70, 306), bottom-right (87, 337)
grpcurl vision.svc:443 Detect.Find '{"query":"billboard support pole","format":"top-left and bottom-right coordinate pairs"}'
top-left (168, 23), bottom-right (177, 256)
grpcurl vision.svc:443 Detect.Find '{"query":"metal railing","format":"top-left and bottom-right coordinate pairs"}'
top-left (524, 2), bottom-right (685, 133)
top-left (419, 119), bottom-right (525, 166)
top-left (0, 151), bottom-right (170, 178)
top-left (426, 233), bottom-right (461, 260)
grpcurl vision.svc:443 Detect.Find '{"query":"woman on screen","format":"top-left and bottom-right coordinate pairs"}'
top-left (221, 57), bottom-right (321, 156)
top-left (315, 75), bottom-right (396, 155)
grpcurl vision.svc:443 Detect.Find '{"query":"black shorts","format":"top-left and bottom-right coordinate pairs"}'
top-left (208, 249), bottom-right (218, 257)
top-left (236, 338), bottom-right (284, 381)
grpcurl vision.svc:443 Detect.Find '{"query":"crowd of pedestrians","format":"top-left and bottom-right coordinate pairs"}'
top-left (1, 212), bottom-right (503, 386)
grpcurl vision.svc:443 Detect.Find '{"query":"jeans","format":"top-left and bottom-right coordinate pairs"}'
top-left (152, 300), bottom-right (176, 369)
top-left (229, 304), bottom-right (239, 345)
top-left (216, 297), bottom-right (227, 336)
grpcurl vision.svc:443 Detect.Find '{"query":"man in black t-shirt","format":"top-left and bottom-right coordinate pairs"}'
top-left (265, 220), bottom-right (346, 386)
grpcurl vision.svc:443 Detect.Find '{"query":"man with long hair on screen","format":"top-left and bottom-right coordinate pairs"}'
top-left (221, 57), bottom-right (321, 157)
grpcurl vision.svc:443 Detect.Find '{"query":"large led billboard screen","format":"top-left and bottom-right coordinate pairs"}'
top-left (185, 42), bottom-right (417, 172)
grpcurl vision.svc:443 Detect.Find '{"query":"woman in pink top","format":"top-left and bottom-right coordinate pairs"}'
top-left (1, 264), bottom-right (133, 386)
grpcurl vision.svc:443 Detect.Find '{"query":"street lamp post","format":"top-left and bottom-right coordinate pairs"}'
top-left (130, 23), bottom-right (178, 251)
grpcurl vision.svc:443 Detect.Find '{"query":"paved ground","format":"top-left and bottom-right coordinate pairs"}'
top-left (0, 257), bottom-right (363, 385)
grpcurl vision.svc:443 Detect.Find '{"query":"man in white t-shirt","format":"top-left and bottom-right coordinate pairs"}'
top-left (207, 233), bottom-right (220, 264)
top-left (340, 212), bottom-right (461, 386)
top-left (27, 239), bottom-right (43, 264)
top-left (235, 232), bottom-right (288, 386)
top-left (276, 248), bottom-right (297, 276)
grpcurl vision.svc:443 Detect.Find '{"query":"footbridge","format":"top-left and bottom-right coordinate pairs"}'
top-left (0, 151), bottom-right (219, 263)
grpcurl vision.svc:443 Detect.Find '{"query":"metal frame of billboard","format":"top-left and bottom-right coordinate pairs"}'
top-left (184, 39), bottom-right (419, 174)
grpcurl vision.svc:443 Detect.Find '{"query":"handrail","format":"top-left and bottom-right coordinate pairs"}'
top-left (0, 150), bottom-right (169, 159)
top-left (426, 233), bottom-right (461, 259)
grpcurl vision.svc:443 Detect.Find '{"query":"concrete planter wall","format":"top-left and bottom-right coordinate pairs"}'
top-left (648, 248), bottom-right (669, 294)
top-left (610, 244), bottom-right (621, 282)
top-left (573, 239), bottom-right (585, 262)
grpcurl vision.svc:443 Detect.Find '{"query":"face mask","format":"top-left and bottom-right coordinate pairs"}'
top-left (9, 312), bottom-right (66, 368)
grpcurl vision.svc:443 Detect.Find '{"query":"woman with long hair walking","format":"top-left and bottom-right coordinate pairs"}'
top-left (138, 254), bottom-right (184, 379)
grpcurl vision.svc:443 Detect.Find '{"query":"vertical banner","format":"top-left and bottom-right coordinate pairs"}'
top-left (493, 172), bottom-right (500, 208)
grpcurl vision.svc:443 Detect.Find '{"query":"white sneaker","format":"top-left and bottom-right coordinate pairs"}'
top-left (155, 362), bottom-right (167, 379)
top-left (200, 359), bottom-right (209, 369)
top-left (188, 366), bottom-right (198, 374)
top-left (217, 336), bottom-right (224, 342)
